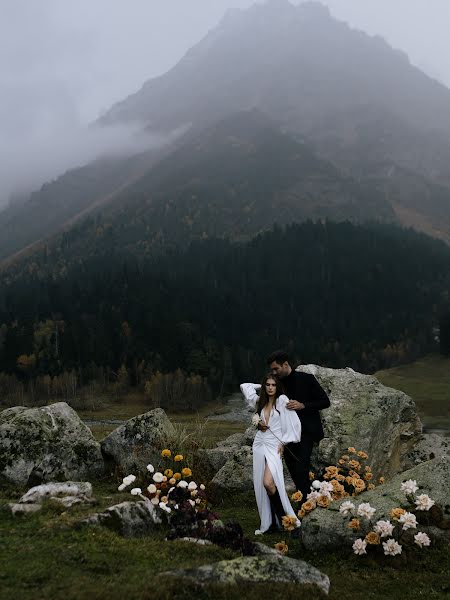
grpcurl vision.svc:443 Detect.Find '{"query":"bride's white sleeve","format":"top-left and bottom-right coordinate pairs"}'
top-left (278, 395), bottom-right (301, 444)
top-left (240, 383), bottom-right (261, 410)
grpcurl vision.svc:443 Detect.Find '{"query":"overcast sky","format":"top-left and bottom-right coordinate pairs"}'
top-left (2, 0), bottom-right (450, 205)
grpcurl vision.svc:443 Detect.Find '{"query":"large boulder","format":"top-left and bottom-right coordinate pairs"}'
top-left (301, 455), bottom-right (450, 550)
top-left (300, 365), bottom-right (423, 478)
top-left (162, 555), bottom-right (330, 594)
top-left (80, 500), bottom-right (162, 537)
top-left (0, 403), bottom-right (104, 486)
top-left (101, 408), bottom-right (175, 475)
top-left (199, 429), bottom-right (255, 475)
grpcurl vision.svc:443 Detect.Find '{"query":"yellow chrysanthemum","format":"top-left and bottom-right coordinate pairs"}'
top-left (181, 467), bottom-right (192, 477)
top-left (390, 507), bottom-right (406, 521)
top-left (282, 516), bottom-right (298, 531)
top-left (161, 449), bottom-right (171, 458)
top-left (174, 454), bottom-right (184, 462)
top-left (291, 491), bottom-right (303, 503)
top-left (365, 532), bottom-right (381, 545)
top-left (348, 518), bottom-right (360, 530)
top-left (274, 541), bottom-right (289, 555)
top-left (164, 469), bottom-right (173, 478)
top-left (173, 472), bottom-right (181, 480)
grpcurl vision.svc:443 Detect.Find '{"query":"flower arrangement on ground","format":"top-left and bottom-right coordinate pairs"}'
top-left (116, 448), bottom-right (253, 553)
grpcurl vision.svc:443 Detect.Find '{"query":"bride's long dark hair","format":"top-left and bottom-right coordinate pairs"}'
top-left (256, 374), bottom-right (284, 415)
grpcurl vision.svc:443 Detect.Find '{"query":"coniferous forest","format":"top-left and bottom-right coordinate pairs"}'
top-left (0, 221), bottom-right (449, 410)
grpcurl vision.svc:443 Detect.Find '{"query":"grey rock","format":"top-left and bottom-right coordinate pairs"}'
top-left (402, 433), bottom-right (449, 470)
top-left (299, 364), bottom-right (422, 477)
top-left (19, 481), bottom-right (93, 504)
top-left (301, 455), bottom-right (450, 550)
top-left (251, 542), bottom-right (282, 556)
top-left (0, 403), bottom-right (104, 486)
top-left (211, 446), bottom-right (254, 492)
top-left (9, 503), bottom-right (42, 515)
top-left (101, 408), bottom-right (175, 475)
top-left (80, 500), bottom-right (162, 537)
top-left (163, 555), bottom-right (330, 594)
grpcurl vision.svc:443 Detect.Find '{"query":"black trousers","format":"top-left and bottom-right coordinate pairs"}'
top-left (284, 435), bottom-right (315, 501)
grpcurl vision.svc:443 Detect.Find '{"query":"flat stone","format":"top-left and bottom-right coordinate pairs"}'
top-left (80, 500), bottom-right (162, 537)
top-left (163, 555), bottom-right (330, 594)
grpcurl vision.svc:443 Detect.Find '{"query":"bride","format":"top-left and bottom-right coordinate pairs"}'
top-left (240, 374), bottom-right (301, 534)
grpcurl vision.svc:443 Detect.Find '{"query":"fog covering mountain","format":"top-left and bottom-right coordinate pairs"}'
top-left (2, 0), bottom-right (450, 265)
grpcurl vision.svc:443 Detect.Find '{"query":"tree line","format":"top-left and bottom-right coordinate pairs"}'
top-left (0, 221), bottom-right (449, 410)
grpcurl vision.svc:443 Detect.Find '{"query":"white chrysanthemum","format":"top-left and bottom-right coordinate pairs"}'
top-left (147, 484), bottom-right (157, 494)
top-left (382, 539), bottom-right (402, 556)
top-left (399, 511), bottom-right (417, 530)
top-left (200, 484), bottom-right (205, 491)
top-left (352, 539), bottom-right (367, 555)
top-left (195, 498), bottom-right (201, 504)
top-left (252, 414), bottom-right (261, 426)
top-left (312, 480), bottom-right (322, 490)
top-left (118, 483), bottom-right (126, 492)
top-left (414, 532), bottom-right (431, 548)
top-left (130, 487), bottom-right (142, 496)
top-left (415, 494), bottom-right (435, 511)
top-left (374, 520), bottom-right (394, 538)
top-left (152, 472), bottom-right (164, 483)
top-left (162, 476), bottom-right (168, 482)
top-left (339, 501), bottom-right (355, 516)
top-left (400, 479), bottom-right (418, 495)
top-left (307, 491), bottom-right (320, 501)
top-left (150, 497), bottom-right (159, 505)
top-left (188, 481), bottom-right (198, 491)
top-left (318, 481), bottom-right (333, 497)
top-left (188, 499), bottom-right (195, 507)
top-left (159, 502), bottom-right (171, 513)
top-left (357, 503), bottom-right (376, 519)
top-left (146, 464), bottom-right (155, 473)
top-left (122, 474), bottom-right (136, 486)
top-left (177, 480), bottom-right (188, 488)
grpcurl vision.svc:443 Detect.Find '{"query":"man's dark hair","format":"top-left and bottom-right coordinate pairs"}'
top-left (266, 350), bottom-right (291, 366)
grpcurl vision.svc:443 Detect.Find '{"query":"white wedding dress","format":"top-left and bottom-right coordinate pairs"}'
top-left (240, 383), bottom-right (302, 534)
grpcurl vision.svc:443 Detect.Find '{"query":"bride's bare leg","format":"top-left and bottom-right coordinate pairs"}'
top-left (263, 461), bottom-right (276, 495)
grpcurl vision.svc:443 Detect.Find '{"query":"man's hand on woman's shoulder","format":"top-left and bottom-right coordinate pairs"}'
top-left (286, 399), bottom-right (305, 411)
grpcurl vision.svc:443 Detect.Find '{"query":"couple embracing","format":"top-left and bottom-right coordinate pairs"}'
top-left (240, 350), bottom-right (330, 535)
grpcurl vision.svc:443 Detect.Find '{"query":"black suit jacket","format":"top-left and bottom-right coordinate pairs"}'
top-left (281, 370), bottom-right (330, 442)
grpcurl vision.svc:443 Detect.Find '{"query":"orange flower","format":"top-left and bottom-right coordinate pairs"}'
top-left (348, 447), bottom-right (356, 454)
top-left (379, 477), bottom-right (385, 484)
top-left (161, 449), bottom-right (171, 458)
top-left (364, 465), bottom-right (372, 472)
top-left (367, 483), bottom-right (375, 490)
top-left (181, 468), bottom-right (192, 477)
top-left (317, 495), bottom-right (331, 508)
top-left (309, 472), bottom-right (315, 481)
top-left (335, 474), bottom-right (346, 482)
top-left (349, 470), bottom-right (360, 478)
top-left (338, 459), bottom-right (346, 465)
top-left (348, 460), bottom-right (361, 470)
top-left (160, 482), bottom-right (167, 490)
top-left (354, 479), bottom-right (366, 492)
top-left (174, 454), bottom-right (184, 462)
top-left (282, 516), bottom-right (298, 531)
top-left (390, 507), bottom-right (406, 520)
top-left (173, 472), bottom-right (181, 480)
top-left (364, 472), bottom-right (373, 481)
top-left (302, 500), bottom-right (316, 512)
top-left (274, 541), bottom-right (288, 555)
top-left (342, 455), bottom-right (350, 461)
top-left (169, 478), bottom-right (176, 485)
top-left (365, 532), bottom-right (381, 545)
top-left (348, 518), bottom-right (360, 531)
top-left (291, 491), bottom-right (303, 503)
top-left (357, 451), bottom-right (368, 459)
top-left (298, 508), bottom-right (306, 519)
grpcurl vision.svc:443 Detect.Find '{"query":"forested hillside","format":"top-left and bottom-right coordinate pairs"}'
top-left (1, 222), bottom-right (448, 409)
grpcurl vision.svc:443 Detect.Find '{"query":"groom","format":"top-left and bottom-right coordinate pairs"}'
top-left (266, 350), bottom-right (330, 501)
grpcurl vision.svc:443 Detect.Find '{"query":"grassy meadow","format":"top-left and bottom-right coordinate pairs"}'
top-left (1, 480), bottom-right (449, 600)
top-left (375, 354), bottom-right (450, 434)
top-left (1, 354), bottom-right (449, 598)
